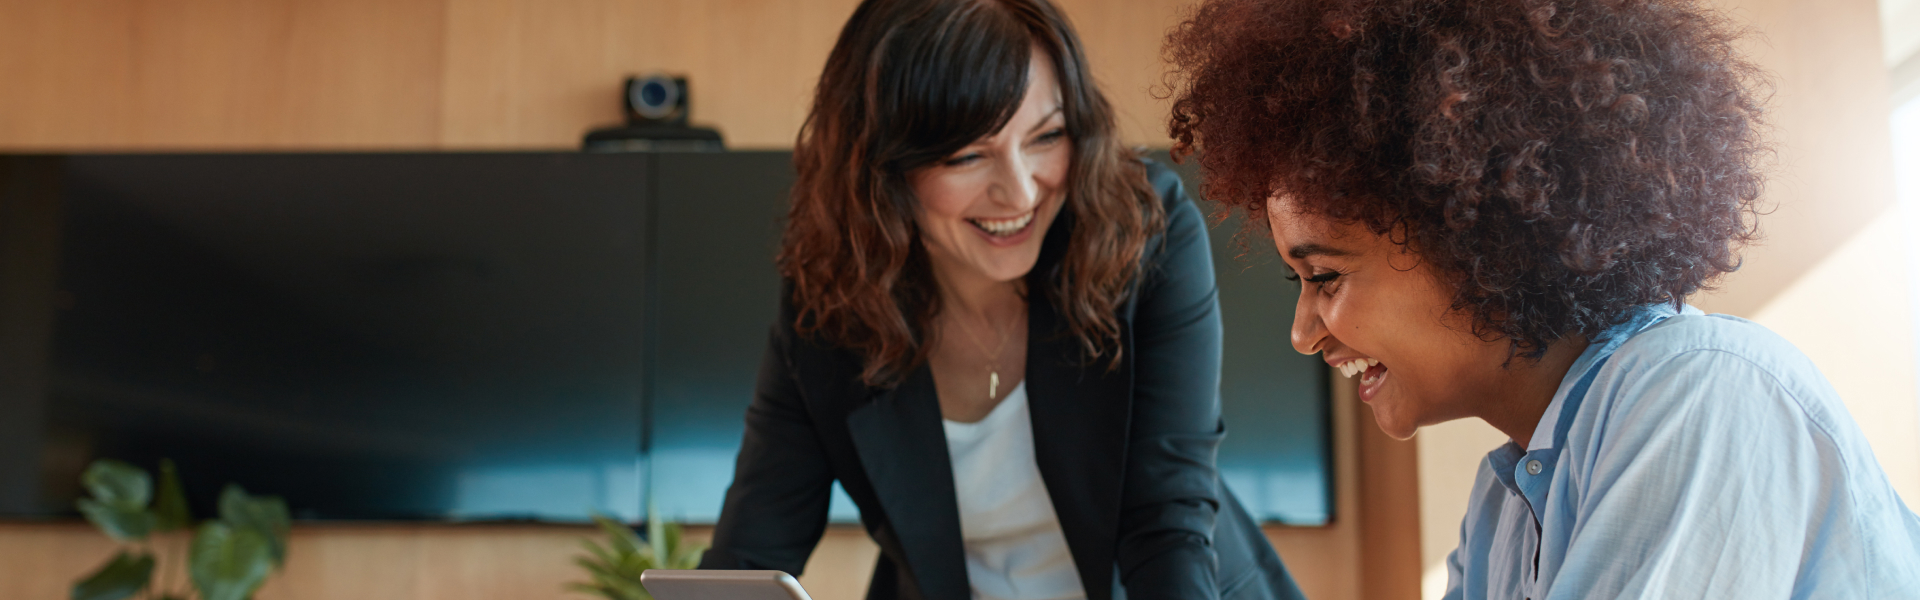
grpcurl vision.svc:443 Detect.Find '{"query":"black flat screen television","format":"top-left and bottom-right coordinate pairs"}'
top-left (0, 152), bottom-right (1330, 525)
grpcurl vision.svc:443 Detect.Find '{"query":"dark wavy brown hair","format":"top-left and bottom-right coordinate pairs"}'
top-left (1165, 0), bottom-right (1767, 357)
top-left (783, 0), bottom-right (1164, 387)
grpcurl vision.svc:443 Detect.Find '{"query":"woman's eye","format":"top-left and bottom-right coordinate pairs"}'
top-left (1283, 269), bottom-right (1340, 284)
top-left (942, 153), bottom-right (982, 167)
top-left (1287, 270), bottom-right (1343, 296)
top-left (1032, 128), bottom-right (1067, 145)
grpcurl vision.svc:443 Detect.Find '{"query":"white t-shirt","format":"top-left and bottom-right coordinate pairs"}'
top-left (942, 381), bottom-right (1087, 600)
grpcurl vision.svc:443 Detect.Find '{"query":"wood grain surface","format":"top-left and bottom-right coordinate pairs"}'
top-left (0, 0), bottom-right (1189, 150)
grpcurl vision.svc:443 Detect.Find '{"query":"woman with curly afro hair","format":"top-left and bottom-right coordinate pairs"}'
top-left (1165, 0), bottom-right (1920, 596)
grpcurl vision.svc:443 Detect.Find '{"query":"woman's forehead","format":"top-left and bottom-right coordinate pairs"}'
top-left (1265, 196), bottom-right (1339, 243)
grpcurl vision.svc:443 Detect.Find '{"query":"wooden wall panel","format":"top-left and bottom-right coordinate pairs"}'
top-left (696, 0), bottom-right (852, 149)
top-left (0, 0), bottom-right (1190, 150)
top-left (0, 523), bottom-right (600, 600)
top-left (268, 0), bottom-right (447, 147)
top-left (0, 0), bottom-right (137, 148)
top-left (438, 0), bottom-right (634, 148)
top-left (1055, 0), bottom-right (1187, 146)
top-left (0, 522), bottom-right (894, 600)
top-left (128, 0), bottom-right (446, 148)
top-left (438, 0), bottom-right (863, 149)
top-left (265, 527), bottom-right (434, 600)
top-left (0, 522), bottom-right (123, 600)
top-left (0, 0), bottom-right (445, 150)
top-left (124, 0), bottom-right (296, 146)
top-left (433, 0), bottom-right (1178, 149)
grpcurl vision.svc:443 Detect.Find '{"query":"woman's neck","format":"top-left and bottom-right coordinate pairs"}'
top-left (1478, 337), bottom-right (1589, 449)
top-left (931, 262), bottom-right (1026, 324)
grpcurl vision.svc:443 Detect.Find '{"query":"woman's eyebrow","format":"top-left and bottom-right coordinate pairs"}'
top-left (1025, 106), bottom-right (1064, 134)
top-left (1288, 243), bottom-right (1353, 260)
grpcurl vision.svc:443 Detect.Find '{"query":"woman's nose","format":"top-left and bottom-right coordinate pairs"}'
top-left (988, 152), bottom-right (1041, 210)
top-left (1291, 290), bottom-right (1326, 355)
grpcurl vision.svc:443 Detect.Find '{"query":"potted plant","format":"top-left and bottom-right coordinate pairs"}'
top-left (69, 458), bottom-right (290, 600)
top-left (567, 505), bottom-right (705, 600)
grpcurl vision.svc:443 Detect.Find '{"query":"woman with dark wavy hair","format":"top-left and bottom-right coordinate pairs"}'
top-left (1165, 0), bottom-right (1920, 597)
top-left (698, 1), bottom-right (1302, 600)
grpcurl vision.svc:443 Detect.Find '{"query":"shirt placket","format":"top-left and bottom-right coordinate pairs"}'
top-left (1513, 448), bottom-right (1559, 600)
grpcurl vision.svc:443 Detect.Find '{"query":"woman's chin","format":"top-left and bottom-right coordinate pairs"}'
top-left (970, 252), bottom-right (1043, 283)
top-left (1365, 403), bottom-right (1420, 441)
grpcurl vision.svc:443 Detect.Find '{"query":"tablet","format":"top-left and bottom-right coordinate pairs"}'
top-left (639, 569), bottom-right (814, 600)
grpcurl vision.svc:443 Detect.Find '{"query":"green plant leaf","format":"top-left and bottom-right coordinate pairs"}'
top-left (76, 498), bottom-right (154, 542)
top-left (572, 538), bottom-right (625, 580)
top-left (636, 502), bottom-right (706, 570)
top-left (70, 550), bottom-right (154, 600)
top-left (569, 513), bottom-right (656, 600)
top-left (217, 484), bottom-right (290, 567)
top-left (593, 514), bottom-right (643, 559)
top-left (657, 520), bottom-right (679, 562)
top-left (568, 562), bottom-right (648, 600)
top-left (189, 521), bottom-right (273, 600)
top-left (646, 509), bottom-right (667, 571)
top-left (572, 556), bottom-right (623, 583)
top-left (577, 540), bottom-right (619, 572)
top-left (152, 459), bottom-right (191, 532)
top-left (80, 460), bottom-right (152, 511)
top-left (671, 543), bottom-right (707, 570)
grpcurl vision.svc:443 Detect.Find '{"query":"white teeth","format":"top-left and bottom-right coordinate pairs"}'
top-left (1337, 358), bottom-right (1381, 379)
top-left (970, 212), bottom-right (1035, 236)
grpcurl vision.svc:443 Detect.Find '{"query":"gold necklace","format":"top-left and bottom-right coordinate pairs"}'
top-left (956, 310), bottom-right (1013, 400)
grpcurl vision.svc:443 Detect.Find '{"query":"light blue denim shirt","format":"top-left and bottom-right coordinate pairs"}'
top-left (1444, 303), bottom-right (1920, 599)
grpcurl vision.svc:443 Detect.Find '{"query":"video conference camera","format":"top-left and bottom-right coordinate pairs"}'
top-left (583, 73), bottom-right (725, 152)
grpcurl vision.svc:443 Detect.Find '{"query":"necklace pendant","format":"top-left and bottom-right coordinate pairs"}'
top-left (989, 371), bottom-right (999, 400)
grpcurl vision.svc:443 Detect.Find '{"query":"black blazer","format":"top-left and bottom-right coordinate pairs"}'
top-left (699, 161), bottom-right (1303, 600)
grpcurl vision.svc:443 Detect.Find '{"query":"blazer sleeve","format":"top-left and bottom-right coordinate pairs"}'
top-left (698, 307), bottom-right (836, 574)
top-left (1114, 160), bottom-right (1229, 600)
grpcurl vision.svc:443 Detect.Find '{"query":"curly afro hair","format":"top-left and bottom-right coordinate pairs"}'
top-left (1165, 0), bottom-right (1768, 357)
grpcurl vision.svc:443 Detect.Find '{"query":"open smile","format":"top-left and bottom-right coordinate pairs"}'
top-left (1335, 357), bottom-right (1391, 402)
top-left (967, 211), bottom-right (1036, 238)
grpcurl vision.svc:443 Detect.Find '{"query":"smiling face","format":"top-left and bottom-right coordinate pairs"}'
top-left (1267, 196), bottom-right (1521, 440)
top-left (909, 47), bottom-right (1070, 287)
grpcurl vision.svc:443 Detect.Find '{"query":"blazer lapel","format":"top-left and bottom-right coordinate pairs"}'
top-left (847, 366), bottom-right (970, 600)
top-left (1024, 287), bottom-right (1132, 600)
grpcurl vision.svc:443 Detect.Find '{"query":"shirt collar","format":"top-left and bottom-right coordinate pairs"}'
top-left (1487, 441), bottom-right (1528, 493)
top-left (1523, 302), bottom-right (1699, 452)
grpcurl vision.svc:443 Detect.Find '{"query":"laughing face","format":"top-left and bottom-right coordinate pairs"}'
top-left (909, 47), bottom-right (1070, 287)
top-left (1268, 196), bottom-right (1521, 440)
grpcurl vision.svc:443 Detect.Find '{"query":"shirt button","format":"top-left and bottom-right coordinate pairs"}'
top-left (1526, 459), bottom-right (1543, 475)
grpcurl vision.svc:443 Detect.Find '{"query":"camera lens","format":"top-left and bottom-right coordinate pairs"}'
top-left (641, 81), bottom-right (670, 107)
top-left (628, 74), bottom-right (681, 121)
